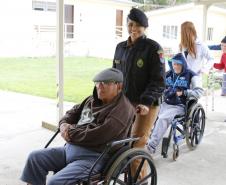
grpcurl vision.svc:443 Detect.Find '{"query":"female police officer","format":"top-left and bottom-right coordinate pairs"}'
top-left (113, 8), bottom-right (165, 179)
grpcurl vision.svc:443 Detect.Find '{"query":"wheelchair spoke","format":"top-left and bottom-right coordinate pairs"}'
top-left (127, 163), bottom-right (134, 184)
top-left (135, 174), bottom-right (150, 185)
top-left (134, 158), bottom-right (145, 183)
top-left (195, 133), bottom-right (199, 145)
top-left (135, 163), bottom-right (156, 185)
top-left (195, 125), bottom-right (201, 132)
top-left (112, 178), bottom-right (127, 185)
top-left (191, 131), bottom-right (195, 146)
top-left (105, 149), bottom-right (157, 185)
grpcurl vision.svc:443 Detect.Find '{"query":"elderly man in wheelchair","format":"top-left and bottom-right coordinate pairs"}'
top-left (147, 53), bottom-right (205, 160)
top-left (21, 68), bottom-right (157, 185)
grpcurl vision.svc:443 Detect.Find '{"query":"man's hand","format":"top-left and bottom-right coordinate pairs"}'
top-left (176, 91), bottom-right (183, 97)
top-left (60, 123), bottom-right (71, 142)
top-left (136, 104), bottom-right (149, 115)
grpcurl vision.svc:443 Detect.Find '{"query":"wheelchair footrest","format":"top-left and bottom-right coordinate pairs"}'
top-left (161, 137), bottom-right (170, 158)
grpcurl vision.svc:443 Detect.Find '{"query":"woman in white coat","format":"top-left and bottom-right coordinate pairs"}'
top-left (180, 21), bottom-right (214, 80)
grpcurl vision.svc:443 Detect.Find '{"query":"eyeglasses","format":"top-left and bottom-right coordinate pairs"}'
top-left (94, 81), bottom-right (117, 87)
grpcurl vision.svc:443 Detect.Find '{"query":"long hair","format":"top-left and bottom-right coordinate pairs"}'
top-left (180, 21), bottom-right (197, 58)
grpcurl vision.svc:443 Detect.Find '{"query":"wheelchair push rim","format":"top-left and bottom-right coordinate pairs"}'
top-left (104, 148), bottom-right (157, 185)
top-left (185, 103), bottom-right (205, 150)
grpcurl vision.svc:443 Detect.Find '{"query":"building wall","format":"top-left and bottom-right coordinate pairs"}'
top-left (0, 0), bottom-right (33, 57)
top-left (147, 3), bottom-right (226, 54)
top-left (0, 0), bottom-right (133, 58)
top-left (67, 0), bottom-right (131, 58)
top-left (207, 6), bottom-right (226, 44)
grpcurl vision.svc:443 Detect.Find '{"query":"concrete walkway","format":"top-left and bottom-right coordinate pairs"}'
top-left (0, 90), bottom-right (226, 185)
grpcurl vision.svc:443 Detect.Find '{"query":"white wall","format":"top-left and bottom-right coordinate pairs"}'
top-left (0, 0), bottom-right (133, 58)
top-left (0, 0), bottom-right (33, 57)
top-left (207, 6), bottom-right (226, 45)
top-left (147, 3), bottom-right (226, 54)
top-left (66, 0), bottom-right (131, 58)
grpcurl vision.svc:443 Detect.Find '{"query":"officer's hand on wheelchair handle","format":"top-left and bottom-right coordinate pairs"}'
top-left (60, 123), bottom-right (71, 142)
top-left (136, 104), bottom-right (149, 115)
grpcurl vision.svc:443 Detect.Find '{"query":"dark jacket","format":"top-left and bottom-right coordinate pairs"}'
top-left (59, 91), bottom-right (135, 153)
top-left (165, 58), bottom-right (203, 105)
top-left (113, 35), bottom-right (165, 106)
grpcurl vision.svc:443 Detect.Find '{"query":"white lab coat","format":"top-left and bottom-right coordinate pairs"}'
top-left (182, 38), bottom-right (214, 75)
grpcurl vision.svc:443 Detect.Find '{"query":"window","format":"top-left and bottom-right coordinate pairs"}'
top-left (64, 5), bottom-right (74, 39)
top-left (32, 1), bottom-right (56, 12)
top-left (116, 10), bottom-right (123, 38)
top-left (33, 2), bottom-right (74, 40)
top-left (207, 27), bottom-right (213, 41)
top-left (163, 25), bottom-right (166, 38)
top-left (162, 25), bottom-right (178, 39)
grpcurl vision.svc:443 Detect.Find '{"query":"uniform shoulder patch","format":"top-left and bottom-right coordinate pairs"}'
top-left (157, 49), bottom-right (165, 64)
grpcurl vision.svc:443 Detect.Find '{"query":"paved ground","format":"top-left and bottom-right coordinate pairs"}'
top-left (0, 90), bottom-right (226, 185)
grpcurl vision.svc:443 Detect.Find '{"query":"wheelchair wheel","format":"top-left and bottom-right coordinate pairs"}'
top-left (172, 144), bottom-right (179, 161)
top-left (104, 148), bottom-right (157, 185)
top-left (185, 103), bottom-right (205, 150)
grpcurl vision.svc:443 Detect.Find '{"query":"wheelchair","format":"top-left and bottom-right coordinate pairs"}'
top-left (45, 130), bottom-right (157, 185)
top-left (161, 97), bottom-right (206, 161)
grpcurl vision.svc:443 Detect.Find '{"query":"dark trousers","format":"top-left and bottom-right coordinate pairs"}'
top-left (21, 144), bottom-right (108, 185)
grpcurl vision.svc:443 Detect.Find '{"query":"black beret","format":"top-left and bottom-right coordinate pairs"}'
top-left (93, 68), bottom-right (123, 83)
top-left (221, 36), bottom-right (226, 43)
top-left (128, 8), bottom-right (148, 28)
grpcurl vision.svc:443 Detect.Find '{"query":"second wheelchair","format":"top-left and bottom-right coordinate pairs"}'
top-left (161, 97), bottom-right (206, 160)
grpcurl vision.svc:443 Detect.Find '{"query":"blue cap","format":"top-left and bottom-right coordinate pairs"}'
top-left (169, 53), bottom-right (186, 65)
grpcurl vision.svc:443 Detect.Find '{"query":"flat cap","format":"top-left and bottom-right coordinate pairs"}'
top-left (93, 68), bottom-right (123, 83)
top-left (221, 36), bottom-right (226, 43)
top-left (128, 8), bottom-right (148, 28)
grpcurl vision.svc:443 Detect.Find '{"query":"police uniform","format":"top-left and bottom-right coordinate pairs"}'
top-left (113, 8), bottom-right (165, 179)
top-left (113, 35), bottom-right (165, 106)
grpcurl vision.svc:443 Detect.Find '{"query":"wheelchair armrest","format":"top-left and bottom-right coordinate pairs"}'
top-left (88, 138), bottom-right (139, 184)
top-left (174, 114), bottom-right (185, 119)
top-left (87, 137), bottom-right (139, 183)
top-left (186, 97), bottom-right (198, 109)
top-left (106, 137), bottom-right (140, 148)
top-left (186, 96), bottom-right (198, 102)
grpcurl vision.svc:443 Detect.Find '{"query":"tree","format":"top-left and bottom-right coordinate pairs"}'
top-left (132, 0), bottom-right (191, 6)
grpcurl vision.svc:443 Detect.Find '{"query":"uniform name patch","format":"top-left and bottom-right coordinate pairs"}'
top-left (114, 60), bottom-right (121, 64)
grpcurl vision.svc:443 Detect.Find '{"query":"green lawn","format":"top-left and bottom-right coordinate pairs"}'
top-left (0, 57), bottom-right (217, 103)
top-left (0, 57), bottom-right (111, 103)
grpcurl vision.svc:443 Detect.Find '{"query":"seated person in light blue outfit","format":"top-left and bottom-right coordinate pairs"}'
top-left (20, 68), bottom-right (135, 185)
top-left (147, 53), bottom-right (204, 154)
top-left (208, 36), bottom-right (226, 50)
